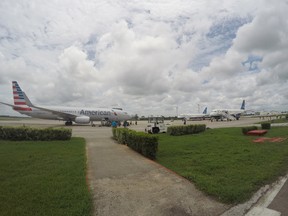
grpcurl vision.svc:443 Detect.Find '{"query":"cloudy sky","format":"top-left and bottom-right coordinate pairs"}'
top-left (1, 0), bottom-right (288, 117)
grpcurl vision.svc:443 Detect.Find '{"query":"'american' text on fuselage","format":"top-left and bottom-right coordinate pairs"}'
top-left (80, 109), bottom-right (112, 116)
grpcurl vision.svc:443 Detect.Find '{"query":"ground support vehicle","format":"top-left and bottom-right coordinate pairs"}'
top-left (145, 116), bottom-right (167, 134)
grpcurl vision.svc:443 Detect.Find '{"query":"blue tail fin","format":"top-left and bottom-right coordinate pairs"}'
top-left (203, 107), bottom-right (207, 114)
top-left (240, 100), bottom-right (245, 110)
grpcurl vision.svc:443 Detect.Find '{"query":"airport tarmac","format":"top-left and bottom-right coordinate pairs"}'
top-left (0, 117), bottom-right (286, 216)
top-left (0, 115), bottom-right (269, 130)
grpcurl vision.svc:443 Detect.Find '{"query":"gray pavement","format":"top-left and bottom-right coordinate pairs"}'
top-left (1, 117), bottom-right (288, 216)
top-left (268, 178), bottom-right (288, 216)
top-left (73, 125), bottom-right (229, 216)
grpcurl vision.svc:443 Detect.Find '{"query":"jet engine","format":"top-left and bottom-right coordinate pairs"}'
top-left (75, 116), bottom-right (90, 124)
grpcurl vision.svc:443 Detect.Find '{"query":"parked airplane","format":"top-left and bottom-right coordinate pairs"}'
top-left (209, 100), bottom-right (245, 121)
top-left (255, 110), bottom-right (282, 119)
top-left (0, 81), bottom-right (131, 126)
top-left (178, 107), bottom-right (208, 120)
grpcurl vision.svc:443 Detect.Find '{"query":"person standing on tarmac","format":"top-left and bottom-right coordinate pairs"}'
top-left (123, 121), bottom-right (129, 128)
top-left (112, 121), bottom-right (117, 128)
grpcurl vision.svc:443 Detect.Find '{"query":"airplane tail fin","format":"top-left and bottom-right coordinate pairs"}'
top-left (240, 100), bottom-right (245, 110)
top-left (12, 81), bottom-right (32, 111)
top-left (203, 107), bottom-right (207, 114)
top-left (22, 92), bottom-right (33, 107)
top-left (12, 81), bottom-right (27, 106)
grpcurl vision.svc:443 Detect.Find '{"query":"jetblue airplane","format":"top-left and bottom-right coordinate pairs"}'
top-left (209, 100), bottom-right (246, 121)
top-left (0, 81), bottom-right (131, 126)
top-left (178, 107), bottom-right (208, 120)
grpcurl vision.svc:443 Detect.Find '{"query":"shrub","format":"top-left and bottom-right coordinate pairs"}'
top-left (261, 123), bottom-right (271, 130)
top-left (112, 127), bottom-right (117, 139)
top-left (167, 124), bottom-right (206, 136)
top-left (0, 126), bottom-right (71, 141)
top-left (112, 128), bottom-right (129, 144)
top-left (242, 126), bottom-right (258, 135)
top-left (112, 128), bottom-right (158, 160)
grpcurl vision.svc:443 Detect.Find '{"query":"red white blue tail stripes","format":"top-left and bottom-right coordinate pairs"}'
top-left (13, 81), bottom-right (26, 105)
top-left (12, 81), bottom-right (32, 111)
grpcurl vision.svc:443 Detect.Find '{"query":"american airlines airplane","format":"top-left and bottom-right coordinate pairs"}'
top-left (209, 100), bottom-right (246, 121)
top-left (178, 107), bottom-right (208, 120)
top-left (0, 81), bottom-right (131, 126)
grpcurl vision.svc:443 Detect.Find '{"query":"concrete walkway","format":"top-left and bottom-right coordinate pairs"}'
top-left (73, 126), bottom-right (229, 216)
top-left (268, 176), bottom-right (288, 216)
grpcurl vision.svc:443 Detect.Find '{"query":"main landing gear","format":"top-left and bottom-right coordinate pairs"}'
top-left (65, 121), bottom-right (96, 127)
top-left (65, 121), bottom-right (73, 126)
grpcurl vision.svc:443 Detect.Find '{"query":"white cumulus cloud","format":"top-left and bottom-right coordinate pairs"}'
top-left (0, 0), bottom-right (287, 116)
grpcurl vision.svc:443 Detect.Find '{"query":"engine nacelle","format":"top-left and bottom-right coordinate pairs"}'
top-left (75, 116), bottom-right (90, 124)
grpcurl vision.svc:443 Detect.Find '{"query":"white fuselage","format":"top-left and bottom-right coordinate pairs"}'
top-left (178, 113), bottom-right (207, 120)
top-left (209, 109), bottom-right (245, 119)
top-left (16, 106), bottom-right (131, 122)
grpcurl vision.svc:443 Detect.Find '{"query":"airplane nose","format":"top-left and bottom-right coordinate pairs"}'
top-left (115, 110), bottom-right (132, 120)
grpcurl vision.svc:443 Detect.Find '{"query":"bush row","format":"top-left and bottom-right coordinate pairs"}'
top-left (0, 126), bottom-right (72, 141)
top-left (112, 128), bottom-right (158, 160)
top-left (242, 126), bottom-right (258, 135)
top-left (261, 123), bottom-right (271, 129)
top-left (167, 124), bottom-right (206, 136)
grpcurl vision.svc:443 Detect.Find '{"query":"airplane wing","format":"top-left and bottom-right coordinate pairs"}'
top-left (0, 101), bottom-right (15, 108)
top-left (22, 92), bottom-right (77, 120)
top-left (0, 101), bottom-right (27, 110)
top-left (0, 101), bottom-right (33, 112)
top-left (31, 104), bottom-right (77, 120)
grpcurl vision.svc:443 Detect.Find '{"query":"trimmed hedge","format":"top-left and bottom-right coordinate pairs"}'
top-left (0, 126), bottom-right (72, 141)
top-left (167, 124), bottom-right (206, 136)
top-left (242, 126), bottom-right (258, 135)
top-left (112, 128), bottom-right (129, 144)
top-left (261, 123), bottom-right (271, 130)
top-left (112, 128), bottom-right (158, 160)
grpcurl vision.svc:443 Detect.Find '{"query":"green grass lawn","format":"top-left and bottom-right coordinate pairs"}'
top-left (0, 138), bottom-right (92, 216)
top-left (156, 127), bottom-right (288, 204)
